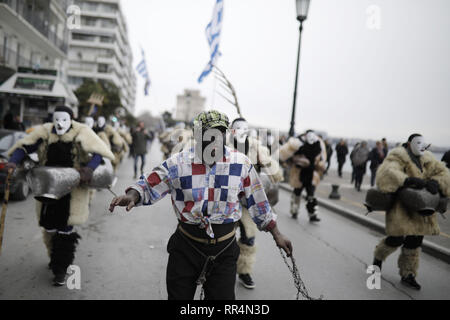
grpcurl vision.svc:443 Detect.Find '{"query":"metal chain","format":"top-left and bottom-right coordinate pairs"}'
top-left (279, 248), bottom-right (323, 300)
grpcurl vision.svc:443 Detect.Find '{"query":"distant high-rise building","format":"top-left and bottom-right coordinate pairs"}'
top-left (67, 0), bottom-right (136, 113)
top-left (175, 89), bottom-right (206, 123)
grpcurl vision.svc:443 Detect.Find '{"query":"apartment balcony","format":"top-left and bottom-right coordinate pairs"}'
top-left (0, 0), bottom-right (67, 58)
top-left (0, 45), bottom-right (32, 68)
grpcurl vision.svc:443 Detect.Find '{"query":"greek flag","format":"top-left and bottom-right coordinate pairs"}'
top-left (136, 48), bottom-right (151, 95)
top-left (198, 0), bottom-right (224, 83)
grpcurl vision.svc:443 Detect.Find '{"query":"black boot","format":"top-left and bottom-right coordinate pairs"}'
top-left (307, 198), bottom-right (320, 222)
top-left (373, 258), bottom-right (382, 271)
top-left (401, 274), bottom-right (421, 290)
top-left (50, 232), bottom-right (81, 287)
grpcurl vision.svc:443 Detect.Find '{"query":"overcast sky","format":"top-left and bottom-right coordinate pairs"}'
top-left (122, 0), bottom-right (450, 147)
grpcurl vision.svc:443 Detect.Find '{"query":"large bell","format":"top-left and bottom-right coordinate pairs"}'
top-left (399, 188), bottom-right (440, 216)
top-left (27, 167), bottom-right (80, 203)
top-left (27, 159), bottom-right (115, 203)
top-left (364, 188), bottom-right (395, 212)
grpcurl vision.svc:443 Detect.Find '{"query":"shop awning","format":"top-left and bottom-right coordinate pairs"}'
top-left (0, 72), bottom-right (78, 107)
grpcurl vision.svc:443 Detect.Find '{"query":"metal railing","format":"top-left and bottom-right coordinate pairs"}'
top-left (0, 0), bottom-right (68, 53)
top-left (0, 45), bottom-right (31, 68)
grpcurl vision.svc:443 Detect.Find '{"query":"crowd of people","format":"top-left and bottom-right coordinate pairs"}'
top-left (1, 107), bottom-right (449, 299)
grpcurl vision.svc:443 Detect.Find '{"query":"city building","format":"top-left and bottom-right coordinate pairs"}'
top-left (67, 0), bottom-right (136, 114)
top-left (0, 0), bottom-right (77, 128)
top-left (175, 89), bottom-right (206, 123)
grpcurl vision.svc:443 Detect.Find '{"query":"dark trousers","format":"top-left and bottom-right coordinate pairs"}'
top-left (337, 161), bottom-right (345, 177)
top-left (385, 235), bottom-right (424, 249)
top-left (354, 165), bottom-right (366, 189)
top-left (293, 185), bottom-right (315, 198)
top-left (166, 225), bottom-right (240, 300)
top-left (134, 154), bottom-right (146, 175)
top-left (370, 167), bottom-right (378, 187)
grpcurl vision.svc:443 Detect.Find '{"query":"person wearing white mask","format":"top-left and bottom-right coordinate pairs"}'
top-left (4, 106), bottom-right (114, 286)
top-left (279, 130), bottom-right (326, 222)
top-left (372, 133), bottom-right (450, 290)
top-left (84, 116), bottom-right (95, 129)
top-left (94, 116), bottom-right (126, 171)
top-left (229, 118), bottom-right (283, 289)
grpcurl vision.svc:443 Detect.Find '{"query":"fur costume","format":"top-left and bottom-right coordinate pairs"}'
top-left (8, 121), bottom-right (115, 226)
top-left (376, 147), bottom-right (450, 236)
top-left (102, 124), bottom-right (126, 169)
top-left (290, 193), bottom-right (301, 216)
top-left (398, 247), bottom-right (420, 277)
top-left (236, 207), bottom-right (258, 275)
top-left (229, 136), bottom-right (283, 276)
top-left (50, 232), bottom-right (81, 275)
top-left (374, 239), bottom-right (399, 261)
top-left (280, 137), bottom-right (326, 189)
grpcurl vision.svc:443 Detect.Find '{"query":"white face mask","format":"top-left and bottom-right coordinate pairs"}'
top-left (97, 116), bottom-right (106, 128)
top-left (410, 136), bottom-right (427, 156)
top-left (53, 112), bottom-right (72, 135)
top-left (85, 117), bottom-right (94, 129)
top-left (232, 121), bottom-right (249, 144)
top-left (305, 132), bottom-right (318, 145)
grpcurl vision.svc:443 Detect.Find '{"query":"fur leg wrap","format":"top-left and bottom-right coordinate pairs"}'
top-left (42, 230), bottom-right (54, 258)
top-left (237, 241), bottom-right (257, 275)
top-left (374, 238), bottom-right (399, 261)
top-left (398, 247), bottom-right (420, 278)
top-left (290, 194), bottom-right (301, 216)
top-left (50, 232), bottom-right (81, 275)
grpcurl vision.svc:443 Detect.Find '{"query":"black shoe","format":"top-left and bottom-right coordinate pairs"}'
top-left (309, 215), bottom-right (321, 222)
top-left (373, 258), bottom-right (382, 271)
top-left (53, 273), bottom-right (66, 287)
top-left (239, 274), bottom-right (255, 289)
top-left (291, 213), bottom-right (298, 220)
top-left (401, 274), bottom-right (421, 290)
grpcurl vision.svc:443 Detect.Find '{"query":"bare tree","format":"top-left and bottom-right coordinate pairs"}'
top-left (213, 66), bottom-right (242, 118)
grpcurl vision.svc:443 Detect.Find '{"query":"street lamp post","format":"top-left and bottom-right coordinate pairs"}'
top-left (289, 0), bottom-right (310, 137)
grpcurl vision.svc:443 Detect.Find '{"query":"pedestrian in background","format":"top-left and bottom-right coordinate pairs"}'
top-left (369, 141), bottom-right (385, 187)
top-left (324, 139), bottom-right (333, 175)
top-left (442, 150), bottom-right (450, 169)
top-left (335, 139), bottom-right (348, 178)
top-left (351, 141), bottom-right (370, 191)
top-left (382, 138), bottom-right (389, 156)
top-left (131, 121), bottom-right (152, 178)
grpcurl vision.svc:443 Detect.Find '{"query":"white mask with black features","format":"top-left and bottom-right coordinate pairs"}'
top-left (85, 117), bottom-right (94, 129)
top-left (305, 131), bottom-right (318, 145)
top-left (231, 120), bottom-right (249, 144)
top-left (410, 136), bottom-right (427, 156)
top-left (97, 116), bottom-right (106, 129)
top-left (53, 111), bottom-right (72, 136)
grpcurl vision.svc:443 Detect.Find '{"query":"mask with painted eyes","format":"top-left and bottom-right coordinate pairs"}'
top-left (409, 136), bottom-right (427, 156)
top-left (231, 120), bottom-right (249, 144)
top-left (53, 111), bottom-right (72, 135)
top-left (305, 131), bottom-right (318, 145)
top-left (84, 117), bottom-right (94, 129)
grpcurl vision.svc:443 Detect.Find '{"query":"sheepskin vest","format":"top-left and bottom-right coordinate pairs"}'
top-left (8, 121), bottom-right (115, 226)
top-left (376, 147), bottom-right (450, 236)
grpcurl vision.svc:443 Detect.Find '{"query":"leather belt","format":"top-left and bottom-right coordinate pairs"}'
top-left (178, 224), bottom-right (236, 245)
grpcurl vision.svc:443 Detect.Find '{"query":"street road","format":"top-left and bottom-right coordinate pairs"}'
top-left (0, 141), bottom-right (449, 300)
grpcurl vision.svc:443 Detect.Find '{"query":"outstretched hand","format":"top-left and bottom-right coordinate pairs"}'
top-left (109, 190), bottom-right (139, 213)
